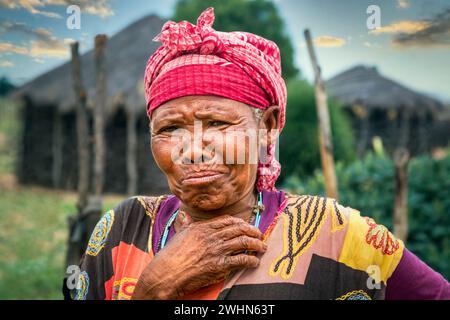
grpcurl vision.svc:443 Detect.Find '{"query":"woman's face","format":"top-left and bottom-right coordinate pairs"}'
top-left (150, 95), bottom-right (266, 211)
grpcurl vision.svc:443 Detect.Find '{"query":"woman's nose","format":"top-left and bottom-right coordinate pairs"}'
top-left (186, 153), bottom-right (214, 164)
top-left (182, 135), bottom-right (216, 164)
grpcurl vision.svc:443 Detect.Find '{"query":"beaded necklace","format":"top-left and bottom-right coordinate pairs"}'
top-left (158, 192), bottom-right (263, 250)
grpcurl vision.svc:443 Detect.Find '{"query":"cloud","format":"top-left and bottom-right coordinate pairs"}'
top-left (0, 21), bottom-right (60, 42)
top-left (0, 0), bottom-right (114, 18)
top-left (0, 21), bottom-right (72, 57)
top-left (313, 36), bottom-right (347, 47)
top-left (29, 37), bottom-right (72, 57)
top-left (79, 0), bottom-right (114, 17)
top-left (0, 60), bottom-right (14, 67)
top-left (397, 0), bottom-right (410, 9)
top-left (0, 0), bottom-right (62, 18)
top-left (392, 9), bottom-right (450, 48)
top-left (0, 42), bottom-right (28, 55)
top-left (370, 20), bottom-right (430, 35)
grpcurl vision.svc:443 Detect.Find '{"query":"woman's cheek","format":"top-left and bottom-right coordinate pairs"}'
top-left (151, 137), bottom-right (176, 173)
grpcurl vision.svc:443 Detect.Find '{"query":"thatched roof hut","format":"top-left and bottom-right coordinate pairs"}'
top-left (14, 14), bottom-right (164, 115)
top-left (326, 65), bottom-right (449, 156)
top-left (13, 14), bottom-right (170, 195)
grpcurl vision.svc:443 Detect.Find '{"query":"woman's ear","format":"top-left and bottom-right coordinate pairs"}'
top-left (259, 105), bottom-right (280, 147)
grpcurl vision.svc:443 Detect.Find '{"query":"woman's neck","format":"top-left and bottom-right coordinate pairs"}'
top-left (173, 189), bottom-right (257, 232)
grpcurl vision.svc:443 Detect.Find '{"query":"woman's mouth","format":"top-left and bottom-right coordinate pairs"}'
top-left (182, 171), bottom-right (226, 186)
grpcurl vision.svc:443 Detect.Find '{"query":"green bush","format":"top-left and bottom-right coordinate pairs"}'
top-left (278, 79), bottom-right (356, 183)
top-left (283, 151), bottom-right (450, 280)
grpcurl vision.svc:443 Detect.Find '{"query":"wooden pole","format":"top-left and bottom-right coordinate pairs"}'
top-left (399, 108), bottom-right (410, 150)
top-left (70, 42), bottom-right (90, 212)
top-left (387, 110), bottom-right (397, 155)
top-left (304, 29), bottom-right (339, 200)
top-left (66, 41), bottom-right (94, 270)
top-left (94, 35), bottom-right (107, 196)
top-left (52, 112), bottom-right (62, 189)
top-left (357, 110), bottom-right (370, 157)
top-left (393, 148), bottom-right (409, 241)
top-left (418, 110), bottom-right (426, 154)
top-left (126, 107), bottom-right (138, 196)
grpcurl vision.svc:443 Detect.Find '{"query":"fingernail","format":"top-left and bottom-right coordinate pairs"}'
top-left (180, 211), bottom-right (187, 223)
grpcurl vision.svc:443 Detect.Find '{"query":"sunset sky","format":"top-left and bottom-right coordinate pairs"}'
top-left (1, 0), bottom-right (449, 101)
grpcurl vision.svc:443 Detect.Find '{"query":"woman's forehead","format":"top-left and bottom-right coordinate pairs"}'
top-left (151, 95), bottom-right (254, 121)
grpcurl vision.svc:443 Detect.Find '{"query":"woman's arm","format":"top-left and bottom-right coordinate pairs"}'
top-left (386, 248), bottom-right (450, 300)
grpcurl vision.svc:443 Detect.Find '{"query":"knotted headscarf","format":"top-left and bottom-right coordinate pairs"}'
top-left (144, 7), bottom-right (287, 191)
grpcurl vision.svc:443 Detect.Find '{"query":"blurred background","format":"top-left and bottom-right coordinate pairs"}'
top-left (0, 0), bottom-right (449, 299)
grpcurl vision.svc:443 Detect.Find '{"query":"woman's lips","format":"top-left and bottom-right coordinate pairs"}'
top-left (182, 171), bottom-right (226, 186)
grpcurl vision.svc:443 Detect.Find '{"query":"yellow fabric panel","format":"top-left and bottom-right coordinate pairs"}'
top-left (338, 208), bottom-right (404, 285)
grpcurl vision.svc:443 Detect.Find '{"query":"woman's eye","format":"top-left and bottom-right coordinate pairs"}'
top-left (209, 121), bottom-right (228, 127)
top-left (159, 126), bottom-right (178, 133)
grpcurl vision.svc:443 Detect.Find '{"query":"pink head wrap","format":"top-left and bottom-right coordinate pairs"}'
top-left (144, 7), bottom-right (287, 191)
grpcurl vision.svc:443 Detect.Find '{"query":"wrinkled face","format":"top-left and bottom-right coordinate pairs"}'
top-left (150, 95), bottom-right (265, 211)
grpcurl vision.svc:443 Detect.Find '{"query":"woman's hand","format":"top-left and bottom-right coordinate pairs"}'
top-left (132, 212), bottom-right (267, 300)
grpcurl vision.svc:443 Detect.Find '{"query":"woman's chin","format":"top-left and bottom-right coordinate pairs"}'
top-left (180, 191), bottom-right (228, 211)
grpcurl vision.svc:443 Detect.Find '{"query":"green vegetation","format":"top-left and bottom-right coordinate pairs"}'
top-left (0, 98), bottom-right (21, 175)
top-left (0, 77), bottom-right (16, 97)
top-left (279, 79), bottom-right (356, 183)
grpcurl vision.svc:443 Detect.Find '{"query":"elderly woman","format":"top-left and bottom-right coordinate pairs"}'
top-left (71, 8), bottom-right (449, 300)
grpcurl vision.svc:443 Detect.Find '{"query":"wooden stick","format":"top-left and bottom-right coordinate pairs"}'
top-left (399, 108), bottom-right (410, 150)
top-left (70, 41), bottom-right (90, 212)
top-left (304, 29), bottom-right (339, 200)
top-left (94, 35), bottom-right (107, 196)
top-left (126, 108), bottom-right (138, 196)
top-left (52, 112), bottom-right (62, 189)
top-left (393, 148), bottom-right (409, 241)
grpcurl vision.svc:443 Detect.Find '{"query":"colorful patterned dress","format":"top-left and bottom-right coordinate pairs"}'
top-left (68, 190), bottom-right (450, 300)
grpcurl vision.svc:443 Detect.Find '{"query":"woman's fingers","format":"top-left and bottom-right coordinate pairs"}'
top-left (221, 235), bottom-right (267, 254)
top-left (214, 221), bottom-right (263, 241)
top-left (220, 253), bottom-right (260, 270)
top-left (206, 215), bottom-right (249, 230)
top-left (176, 211), bottom-right (194, 232)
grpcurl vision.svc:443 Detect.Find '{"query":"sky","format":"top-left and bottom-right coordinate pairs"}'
top-left (0, 0), bottom-right (449, 102)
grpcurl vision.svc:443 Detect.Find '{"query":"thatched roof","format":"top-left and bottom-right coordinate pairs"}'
top-left (13, 14), bottom-right (165, 114)
top-left (326, 65), bottom-right (444, 113)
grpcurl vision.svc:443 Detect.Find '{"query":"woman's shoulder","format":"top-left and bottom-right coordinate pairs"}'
top-left (110, 194), bottom-right (172, 221)
top-left (281, 192), bottom-right (358, 222)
